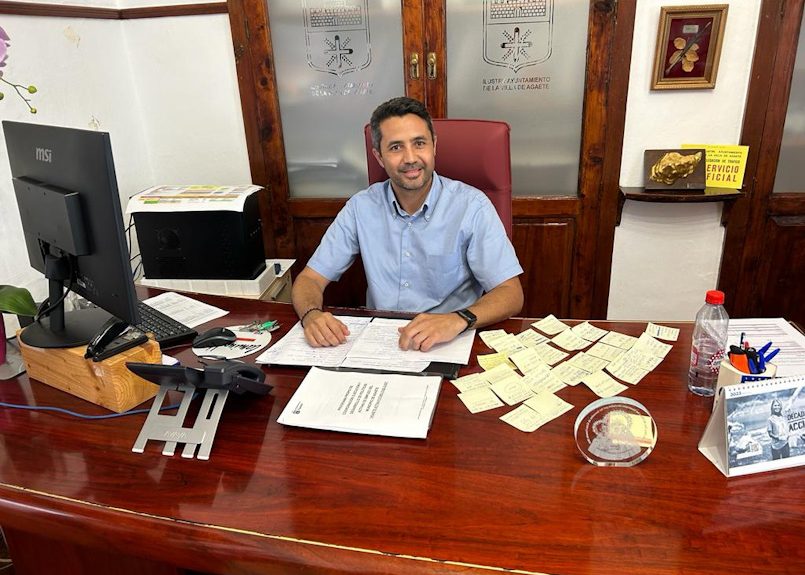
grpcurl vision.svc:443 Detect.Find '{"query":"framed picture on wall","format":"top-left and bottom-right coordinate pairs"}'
top-left (651, 5), bottom-right (728, 90)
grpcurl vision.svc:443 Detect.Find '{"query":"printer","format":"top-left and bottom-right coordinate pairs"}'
top-left (127, 185), bottom-right (266, 280)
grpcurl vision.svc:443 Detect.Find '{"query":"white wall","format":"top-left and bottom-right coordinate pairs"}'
top-left (609, 0), bottom-right (762, 320)
top-left (0, 4), bottom-right (249, 333)
top-left (0, 0), bottom-right (765, 324)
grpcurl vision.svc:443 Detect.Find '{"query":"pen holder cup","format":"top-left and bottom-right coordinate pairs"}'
top-left (715, 359), bottom-right (777, 396)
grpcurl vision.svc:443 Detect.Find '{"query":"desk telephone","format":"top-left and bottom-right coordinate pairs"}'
top-left (84, 317), bottom-right (148, 362)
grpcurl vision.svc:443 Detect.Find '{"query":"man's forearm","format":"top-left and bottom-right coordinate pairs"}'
top-left (466, 276), bottom-right (524, 329)
top-left (291, 274), bottom-right (325, 320)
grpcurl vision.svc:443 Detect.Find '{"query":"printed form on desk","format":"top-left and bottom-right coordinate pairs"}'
top-left (256, 316), bottom-right (474, 373)
top-left (727, 318), bottom-right (805, 377)
top-left (277, 367), bottom-right (442, 438)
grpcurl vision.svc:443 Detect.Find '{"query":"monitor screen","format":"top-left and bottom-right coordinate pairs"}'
top-left (3, 121), bottom-right (140, 348)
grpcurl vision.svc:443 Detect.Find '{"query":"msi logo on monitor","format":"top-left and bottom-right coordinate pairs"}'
top-left (35, 147), bottom-right (52, 163)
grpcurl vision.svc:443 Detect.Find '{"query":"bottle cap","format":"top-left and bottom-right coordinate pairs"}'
top-left (705, 290), bottom-right (725, 305)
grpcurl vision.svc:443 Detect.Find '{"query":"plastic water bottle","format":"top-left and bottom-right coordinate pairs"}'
top-left (688, 290), bottom-right (730, 396)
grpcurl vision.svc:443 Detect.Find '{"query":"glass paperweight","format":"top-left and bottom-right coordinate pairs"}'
top-left (574, 397), bottom-right (658, 467)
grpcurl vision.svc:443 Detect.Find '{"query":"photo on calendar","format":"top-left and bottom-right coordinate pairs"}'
top-left (725, 383), bottom-right (805, 473)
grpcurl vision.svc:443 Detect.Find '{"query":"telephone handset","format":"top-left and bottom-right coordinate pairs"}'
top-left (84, 317), bottom-right (129, 359)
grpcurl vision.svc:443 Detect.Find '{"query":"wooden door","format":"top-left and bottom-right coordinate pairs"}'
top-left (227, 0), bottom-right (634, 319)
top-left (720, 0), bottom-right (805, 328)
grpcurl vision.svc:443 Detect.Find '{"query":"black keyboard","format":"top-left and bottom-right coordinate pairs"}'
top-left (135, 301), bottom-right (197, 347)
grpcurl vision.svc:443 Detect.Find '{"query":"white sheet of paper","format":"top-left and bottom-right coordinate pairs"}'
top-left (521, 393), bottom-right (575, 427)
top-left (276, 367), bottom-right (441, 438)
top-left (551, 329), bottom-right (592, 351)
top-left (490, 378), bottom-right (534, 406)
top-left (633, 332), bottom-right (673, 358)
top-left (534, 342), bottom-right (569, 365)
top-left (571, 321), bottom-right (609, 342)
top-left (142, 291), bottom-right (228, 328)
top-left (458, 387), bottom-right (504, 414)
top-left (516, 329), bottom-right (549, 348)
top-left (581, 370), bottom-right (628, 398)
top-left (522, 370), bottom-right (566, 395)
top-left (600, 331), bottom-right (638, 350)
top-left (727, 317), bottom-right (805, 378)
top-left (645, 322), bottom-right (680, 341)
top-left (500, 404), bottom-right (545, 432)
top-left (531, 314), bottom-right (570, 335)
top-left (255, 316), bottom-right (371, 367)
top-left (551, 362), bottom-right (589, 386)
top-left (349, 318), bottom-right (475, 365)
top-left (509, 347), bottom-right (550, 375)
top-left (451, 373), bottom-right (490, 393)
top-left (587, 341), bottom-right (627, 362)
top-left (567, 351), bottom-right (610, 373)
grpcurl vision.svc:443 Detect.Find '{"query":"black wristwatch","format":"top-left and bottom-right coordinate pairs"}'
top-left (455, 308), bottom-right (477, 332)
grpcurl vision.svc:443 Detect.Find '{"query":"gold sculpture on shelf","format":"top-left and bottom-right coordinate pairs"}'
top-left (649, 151), bottom-right (703, 185)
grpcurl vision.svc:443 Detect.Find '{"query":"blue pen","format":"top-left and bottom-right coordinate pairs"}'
top-left (764, 348), bottom-right (780, 363)
top-left (757, 353), bottom-right (765, 373)
top-left (758, 341), bottom-right (773, 356)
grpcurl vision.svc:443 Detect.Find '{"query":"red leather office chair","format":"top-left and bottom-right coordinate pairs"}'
top-left (364, 119), bottom-right (513, 238)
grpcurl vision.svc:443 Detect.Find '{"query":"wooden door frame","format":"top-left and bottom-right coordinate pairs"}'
top-left (227, 0), bottom-right (634, 319)
top-left (719, 0), bottom-right (805, 314)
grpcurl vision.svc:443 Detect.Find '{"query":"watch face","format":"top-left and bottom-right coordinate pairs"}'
top-left (458, 309), bottom-right (476, 327)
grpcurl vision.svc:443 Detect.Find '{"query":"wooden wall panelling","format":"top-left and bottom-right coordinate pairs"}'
top-left (228, 0), bottom-right (294, 260)
top-left (590, 0), bottom-right (636, 319)
top-left (757, 216), bottom-right (805, 327)
top-left (0, 1), bottom-right (227, 19)
top-left (513, 218), bottom-right (575, 318)
top-left (720, 0), bottom-right (805, 317)
top-left (402, 0), bottom-right (426, 103)
top-left (423, 0), bottom-right (446, 116)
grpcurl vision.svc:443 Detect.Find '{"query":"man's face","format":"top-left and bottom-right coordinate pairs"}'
top-left (372, 114), bottom-right (436, 198)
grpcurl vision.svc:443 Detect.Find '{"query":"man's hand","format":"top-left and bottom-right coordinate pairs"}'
top-left (397, 312), bottom-right (467, 352)
top-left (303, 310), bottom-right (350, 347)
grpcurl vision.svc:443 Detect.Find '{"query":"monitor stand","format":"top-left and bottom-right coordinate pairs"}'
top-left (19, 274), bottom-right (111, 349)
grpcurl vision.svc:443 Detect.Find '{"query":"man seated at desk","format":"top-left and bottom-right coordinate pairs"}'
top-left (292, 97), bottom-right (524, 351)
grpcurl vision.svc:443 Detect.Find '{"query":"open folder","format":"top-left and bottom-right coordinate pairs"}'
top-left (256, 316), bottom-right (474, 379)
top-left (277, 367), bottom-right (442, 439)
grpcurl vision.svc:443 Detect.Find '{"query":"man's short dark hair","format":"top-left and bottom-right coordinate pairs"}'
top-left (370, 97), bottom-right (434, 152)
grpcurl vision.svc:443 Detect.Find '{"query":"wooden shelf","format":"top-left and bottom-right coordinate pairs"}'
top-left (617, 186), bottom-right (743, 226)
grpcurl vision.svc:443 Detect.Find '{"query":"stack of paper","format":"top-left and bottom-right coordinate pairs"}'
top-left (277, 367), bottom-right (442, 439)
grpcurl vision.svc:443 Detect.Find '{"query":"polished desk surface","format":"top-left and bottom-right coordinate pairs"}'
top-left (0, 292), bottom-right (802, 575)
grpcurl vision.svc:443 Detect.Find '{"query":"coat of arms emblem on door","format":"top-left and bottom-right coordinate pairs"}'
top-left (483, 0), bottom-right (553, 73)
top-left (303, 0), bottom-right (371, 77)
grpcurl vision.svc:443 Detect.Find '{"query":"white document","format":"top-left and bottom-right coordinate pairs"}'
top-left (347, 317), bottom-right (475, 365)
top-left (277, 367), bottom-right (442, 439)
top-left (126, 185), bottom-right (261, 214)
top-left (256, 316), bottom-right (474, 373)
top-left (727, 318), bottom-right (805, 377)
top-left (255, 316), bottom-right (371, 367)
top-left (141, 291), bottom-right (228, 328)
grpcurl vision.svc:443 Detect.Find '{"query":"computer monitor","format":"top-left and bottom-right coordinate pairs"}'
top-left (3, 121), bottom-right (140, 348)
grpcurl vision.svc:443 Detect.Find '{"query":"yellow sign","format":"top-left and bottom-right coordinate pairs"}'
top-left (681, 144), bottom-right (749, 188)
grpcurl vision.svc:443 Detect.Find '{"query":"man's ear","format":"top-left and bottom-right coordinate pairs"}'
top-left (433, 135), bottom-right (437, 158)
top-left (371, 148), bottom-right (385, 168)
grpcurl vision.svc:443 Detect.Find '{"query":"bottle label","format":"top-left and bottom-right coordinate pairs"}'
top-left (690, 346), bottom-right (726, 372)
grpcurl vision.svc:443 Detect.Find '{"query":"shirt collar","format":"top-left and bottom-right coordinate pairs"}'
top-left (387, 172), bottom-right (442, 221)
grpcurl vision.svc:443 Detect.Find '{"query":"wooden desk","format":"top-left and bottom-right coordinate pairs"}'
top-left (0, 293), bottom-right (802, 575)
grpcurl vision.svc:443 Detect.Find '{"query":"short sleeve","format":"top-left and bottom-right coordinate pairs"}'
top-left (306, 199), bottom-right (361, 282)
top-left (465, 197), bottom-right (523, 292)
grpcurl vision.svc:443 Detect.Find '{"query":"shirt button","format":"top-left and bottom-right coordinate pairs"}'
top-left (407, 222), bottom-right (412, 229)
top-left (403, 282), bottom-right (410, 288)
top-left (404, 251), bottom-right (411, 257)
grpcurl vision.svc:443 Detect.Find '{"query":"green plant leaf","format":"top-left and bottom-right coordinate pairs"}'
top-left (0, 285), bottom-right (37, 316)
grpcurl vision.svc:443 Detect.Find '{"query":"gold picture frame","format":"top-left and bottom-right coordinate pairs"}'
top-left (651, 5), bottom-right (728, 90)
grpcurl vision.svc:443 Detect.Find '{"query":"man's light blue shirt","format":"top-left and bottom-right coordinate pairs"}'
top-left (307, 173), bottom-right (523, 313)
